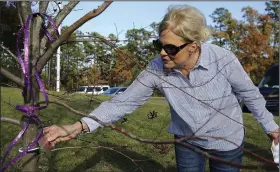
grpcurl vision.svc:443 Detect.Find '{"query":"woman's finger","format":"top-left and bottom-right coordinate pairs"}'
top-left (43, 127), bottom-right (51, 134)
top-left (60, 136), bottom-right (73, 141)
top-left (49, 141), bottom-right (56, 148)
top-left (47, 132), bottom-right (60, 142)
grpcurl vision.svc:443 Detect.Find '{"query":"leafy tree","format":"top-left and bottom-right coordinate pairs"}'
top-left (209, 8), bottom-right (239, 51)
top-left (122, 27), bottom-right (157, 81)
top-left (125, 28), bottom-right (154, 65)
top-left (0, 2), bottom-right (22, 84)
top-left (83, 32), bottom-right (116, 85)
top-left (60, 26), bottom-right (88, 90)
top-left (150, 22), bottom-right (160, 38)
top-left (210, 8), bottom-right (230, 47)
top-left (210, 4), bottom-right (278, 84)
top-left (237, 7), bottom-right (274, 83)
top-left (87, 64), bottom-right (101, 85)
top-left (265, 1), bottom-right (279, 63)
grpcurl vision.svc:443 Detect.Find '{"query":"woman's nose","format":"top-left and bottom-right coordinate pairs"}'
top-left (160, 48), bottom-right (167, 56)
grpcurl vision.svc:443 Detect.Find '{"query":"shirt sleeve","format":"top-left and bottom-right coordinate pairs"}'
top-left (224, 51), bottom-right (278, 134)
top-left (81, 67), bottom-right (158, 132)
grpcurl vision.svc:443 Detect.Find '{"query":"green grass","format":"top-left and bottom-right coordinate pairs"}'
top-left (1, 87), bottom-right (278, 172)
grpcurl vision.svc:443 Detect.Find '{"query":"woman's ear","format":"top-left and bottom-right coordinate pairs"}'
top-left (190, 41), bottom-right (198, 52)
top-left (189, 41), bottom-right (198, 53)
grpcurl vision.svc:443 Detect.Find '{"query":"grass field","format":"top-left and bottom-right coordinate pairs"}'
top-left (1, 87), bottom-right (279, 172)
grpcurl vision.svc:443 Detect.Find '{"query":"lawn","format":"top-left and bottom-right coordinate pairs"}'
top-left (1, 87), bottom-right (278, 172)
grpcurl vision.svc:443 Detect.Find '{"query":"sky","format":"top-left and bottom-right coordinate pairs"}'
top-left (62, 1), bottom-right (268, 40)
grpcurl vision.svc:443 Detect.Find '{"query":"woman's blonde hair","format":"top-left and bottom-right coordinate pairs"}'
top-left (159, 5), bottom-right (211, 44)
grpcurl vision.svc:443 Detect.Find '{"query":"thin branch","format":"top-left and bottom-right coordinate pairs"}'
top-left (37, 100), bottom-right (277, 170)
top-left (1, 87), bottom-right (275, 170)
top-left (1, 117), bottom-right (21, 127)
top-left (19, 1), bottom-right (32, 24)
top-left (2, 84), bottom-right (271, 169)
top-left (53, 1), bottom-right (62, 12)
top-left (40, 1), bottom-right (80, 56)
top-left (0, 44), bottom-right (18, 62)
top-left (37, 1), bottom-right (113, 72)
top-left (30, 2), bottom-right (50, 63)
top-left (39, 1), bottom-right (50, 14)
top-left (17, 3), bottom-right (24, 26)
top-left (54, 1), bottom-right (79, 27)
top-left (0, 67), bottom-right (24, 87)
top-left (31, 16), bottom-right (44, 61)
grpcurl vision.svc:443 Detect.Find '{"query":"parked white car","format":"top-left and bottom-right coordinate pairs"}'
top-left (76, 86), bottom-right (88, 94)
top-left (76, 85), bottom-right (110, 95)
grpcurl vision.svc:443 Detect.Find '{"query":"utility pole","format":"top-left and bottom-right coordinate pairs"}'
top-left (56, 1), bottom-right (63, 92)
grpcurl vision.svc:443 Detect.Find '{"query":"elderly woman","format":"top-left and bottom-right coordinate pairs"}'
top-left (44, 5), bottom-right (279, 172)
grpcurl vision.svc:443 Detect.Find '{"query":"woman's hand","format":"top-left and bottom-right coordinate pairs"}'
top-left (43, 120), bottom-right (88, 147)
top-left (268, 128), bottom-right (279, 145)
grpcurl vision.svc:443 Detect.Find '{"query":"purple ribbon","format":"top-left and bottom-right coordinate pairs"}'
top-left (1, 13), bottom-right (59, 172)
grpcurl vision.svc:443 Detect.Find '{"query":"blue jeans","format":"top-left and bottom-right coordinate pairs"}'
top-left (174, 136), bottom-right (243, 172)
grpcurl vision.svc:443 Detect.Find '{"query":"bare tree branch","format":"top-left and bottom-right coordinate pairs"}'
top-left (0, 67), bottom-right (24, 87)
top-left (31, 17), bottom-right (43, 62)
top-left (19, 1), bottom-right (32, 24)
top-left (54, 1), bottom-right (62, 12)
top-left (54, 1), bottom-right (80, 27)
top-left (17, 3), bottom-right (24, 26)
top-left (37, 100), bottom-right (277, 170)
top-left (39, 1), bottom-right (49, 14)
top-left (29, 2), bottom-right (50, 62)
top-left (37, 1), bottom-right (113, 72)
top-left (1, 117), bottom-right (21, 127)
top-left (0, 44), bottom-right (18, 62)
top-left (40, 1), bottom-right (80, 56)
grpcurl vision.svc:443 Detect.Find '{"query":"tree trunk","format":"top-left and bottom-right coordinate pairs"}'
top-left (20, 14), bottom-right (42, 171)
top-left (20, 76), bottom-right (40, 172)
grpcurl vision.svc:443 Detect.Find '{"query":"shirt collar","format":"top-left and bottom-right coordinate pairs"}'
top-left (193, 43), bottom-right (209, 70)
top-left (172, 43), bottom-right (209, 73)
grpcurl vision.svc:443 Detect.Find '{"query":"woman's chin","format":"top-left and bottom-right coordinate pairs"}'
top-left (163, 63), bottom-right (175, 69)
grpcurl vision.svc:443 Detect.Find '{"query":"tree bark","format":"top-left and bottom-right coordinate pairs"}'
top-left (20, 77), bottom-right (41, 172)
top-left (20, 12), bottom-right (42, 171)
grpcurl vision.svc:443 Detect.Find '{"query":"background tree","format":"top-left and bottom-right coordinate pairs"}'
top-left (210, 8), bottom-right (231, 48)
top-left (236, 7), bottom-right (274, 83)
top-left (210, 5), bottom-right (278, 84)
top-left (60, 26), bottom-right (88, 90)
top-left (84, 32), bottom-right (115, 85)
top-left (0, 2), bottom-right (22, 85)
top-left (264, 1), bottom-right (279, 63)
top-left (122, 27), bottom-right (157, 81)
top-left (209, 8), bottom-right (240, 52)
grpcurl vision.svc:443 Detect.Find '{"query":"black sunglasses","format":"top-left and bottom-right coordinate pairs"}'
top-left (153, 39), bottom-right (193, 57)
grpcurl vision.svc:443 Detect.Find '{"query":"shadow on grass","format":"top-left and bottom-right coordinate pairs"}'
top-left (45, 152), bottom-right (58, 172)
top-left (69, 141), bottom-right (177, 172)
